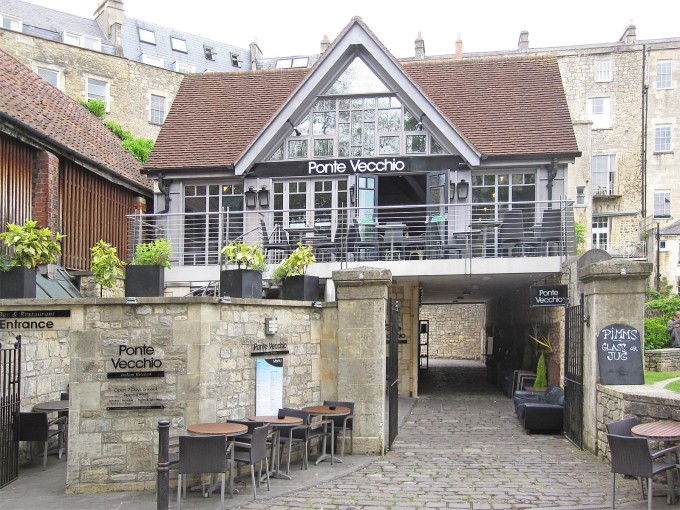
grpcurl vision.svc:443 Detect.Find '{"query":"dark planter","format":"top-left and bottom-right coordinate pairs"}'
top-left (125, 265), bottom-right (165, 297)
top-left (0, 266), bottom-right (37, 299)
top-left (220, 269), bottom-right (262, 299)
top-left (282, 275), bottom-right (320, 301)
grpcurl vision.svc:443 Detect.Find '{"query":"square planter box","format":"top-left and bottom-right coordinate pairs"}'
top-left (125, 265), bottom-right (165, 297)
top-left (220, 269), bottom-right (262, 299)
top-left (282, 275), bottom-right (320, 301)
top-left (0, 266), bottom-right (37, 299)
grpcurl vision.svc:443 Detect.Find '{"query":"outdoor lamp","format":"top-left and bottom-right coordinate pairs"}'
top-left (287, 119), bottom-right (301, 136)
top-left (258, 186), bottom-right (270, 207)
top-left (457, 179), bottom-right (469, 200)
top-left (244, 186), bottom-right (257, 208)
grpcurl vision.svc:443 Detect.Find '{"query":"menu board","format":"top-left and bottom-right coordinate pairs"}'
top-left (596, 323), bottom-right (644, 385)
top-left (256, 358), bottom-right (283, 415)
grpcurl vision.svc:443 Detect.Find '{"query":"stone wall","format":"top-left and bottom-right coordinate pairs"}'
top-left (596, 384), bottom-right (680, 459)
top-left (0, 29), bottom-right (184, 140)
top-left (419, 304), bottom-right (485, 360)
top-left (645, 348), bottom-right (680, 372)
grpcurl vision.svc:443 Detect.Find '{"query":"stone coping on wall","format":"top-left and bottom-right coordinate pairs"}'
top-left (0, 296), bottom-right (335, 307)
top-left (645, 348), bottom-right (680, 372)
top-left (598, 382), bottom-right (680, 408)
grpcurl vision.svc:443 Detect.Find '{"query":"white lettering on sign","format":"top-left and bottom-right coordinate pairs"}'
top-left (308, 158), bottom-right (406, 175)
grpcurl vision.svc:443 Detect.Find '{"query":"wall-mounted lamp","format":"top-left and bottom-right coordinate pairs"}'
top-left (258, 186), bottom-right (270, 207)
top-left (457, 179), bottom-right (469, 200)
top-left (287, 119), bottom-right (301, 136)
top-left (449, 181), bottom-right (456, 201)
top-left (265, 317), bottom-right (278, 335)
top-left (245, 186), bottom-right (257, 208)
top-left (349, 185), bottom-right (355, 205)
top-left (415, 113), bottom-right (425, 131)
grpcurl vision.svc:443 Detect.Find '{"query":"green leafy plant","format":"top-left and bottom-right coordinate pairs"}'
top-left (104, 120), bottom-right (132, 141)
top-left (90, 240), bottom-right (125, 290)
top-left (644, 294), bottom-right (680, 349)
top-left (79, 98), bottom-right (106, 118)
top-left (0, 220), bottom-right (63, 268)
top-left (272, 243), bottom-right (316, 282)
top-left (221, 241), bottom-right (265, 270)
top-left (574, 221), bottom-right (586, 254)
top-left (131, 238), bottom-right (172, 268)
top-left (122, 137), bottom-right (154, 163)
top-left (534, 353), bottom-right (548, 389)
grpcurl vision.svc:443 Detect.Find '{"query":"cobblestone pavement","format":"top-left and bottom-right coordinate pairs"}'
top-left (236, 360), bottom-right (652, 510)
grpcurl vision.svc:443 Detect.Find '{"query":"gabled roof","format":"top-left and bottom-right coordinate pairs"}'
top-left (0, 49), bottom-right (151, 192)
top-left (660, 219), bottom-right (680, 236)
top-left (145, 19), bottom-right (579, 174)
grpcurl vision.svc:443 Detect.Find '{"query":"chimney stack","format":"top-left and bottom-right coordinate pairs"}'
top-left (250, 38), bottom-right (262, 70)
top-left (619, 21), bottom-right (636, 44)
top-left (320, 35), bottom-right (330, 53)
top-left (94, 0), bottom-right (124, 55)
top-left (415, 31), bottom-right (425, 60)
top-left (518, 30), bottom-right (529, 51)
top-left (455, 33), bottom-right (462, 60)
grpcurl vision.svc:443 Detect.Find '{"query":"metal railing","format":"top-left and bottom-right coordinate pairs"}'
top-left (126, 200), bottom-right (577, 267)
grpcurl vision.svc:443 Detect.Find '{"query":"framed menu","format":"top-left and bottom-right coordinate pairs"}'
top-left (256, 357), bottom-right (283, 415)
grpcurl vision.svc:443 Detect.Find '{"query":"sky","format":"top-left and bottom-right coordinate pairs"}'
top-left (26, 0), bottom-right (680, 58)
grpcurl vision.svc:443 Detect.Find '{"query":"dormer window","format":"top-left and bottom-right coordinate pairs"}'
top-left (141, 54), bottom-right (164, 68)
top-left (230, 52), bottom-right (241, 68)
top-left (203, 44), bottom-right (216, 61)
top-left (138, 28), bottom-right (156, 45)
top-left (63, 31), bottom-right (101, 51)
top-left (292, 57), bottom-right (308, 68)
top-left (1, 13), bottom-right (22, 32)
top-left (170, 36), bottom-right (187, 53)
top-left (275, 58), bottom-right (292, 69)
top-left (174, 61), bottom-right (195, 73)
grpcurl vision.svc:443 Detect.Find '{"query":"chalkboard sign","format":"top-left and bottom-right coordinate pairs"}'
top-left (596, 323), bottom-right (644, 385)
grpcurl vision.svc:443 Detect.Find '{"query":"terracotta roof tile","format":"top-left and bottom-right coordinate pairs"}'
top-left (0, 49), bottom-right (150, 191)
top-left (146, 54), bottom-right (578, 172)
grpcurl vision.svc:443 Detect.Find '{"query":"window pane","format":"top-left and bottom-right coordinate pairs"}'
top-left (312, 112), bottom-right (336, 135)
top-left (325, 57), bottom-right (389, 94)
top-left (170, 37), bottom-right (187, 52)
top-left (150, 94), bottom-right (166, 124)
top-left (314, 139), bottom-right (334, 157)
top-left (404, 110), bottom-right (418, 131)
top-left (406, 135), bottom-right (426, 153)
top-left (657, 60), bottom-right (672, 89)
top-left (139, 28), bottom-right (156, 44)
top-left (269, 143), bottom-right (284, 161)
top-left (37, 67), bottom-right (59, 87)
top-left (87, 78), bottom-right (107, 102)
top-left (288, 140), bottom-right (308, 158)
top-left (655, 125), bottom-right (672, 152)
top-left (379, 136), bottom-right (399, 154)
top-left (378, 109), bottom-right (400, 131)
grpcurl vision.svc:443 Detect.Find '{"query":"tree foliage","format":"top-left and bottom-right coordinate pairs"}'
top-left (90, 240), bottom-right (124, 290)
top-left (79, 98), bottom-right (106, 118)
top-left (644, 294), bottom-right (680, 349)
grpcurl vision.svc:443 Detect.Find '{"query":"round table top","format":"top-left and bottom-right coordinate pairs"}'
top-left (250, 415), bottom-right (303, 426)
top-left (631, 420), bottom-right (680, 441)
top-left (33, 400), bottom-right (69, 412)
top-left (186, 422), bottom-right (248, 436)
top-left (302, 405), bottom-right (350, 416)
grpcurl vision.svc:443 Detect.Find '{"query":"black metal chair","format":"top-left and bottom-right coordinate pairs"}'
top-left (348, 219), bottom-right (381, 261)
top-left (176, 434), bottom-right (232, 509)
top-left (498, 210), bottom-right (527, 257)
top-left (18, 411), bottom-right (67, 470)
top-left (232, 424), bottom-right (271, 499)
top-left (260, 219), bottom-right (290, 264)
top-left (278, 408), bottom-right (332, 471)
top-left (607, 433), bottom-right (679, 510)
top-left (323, 400), bottom-right (354, 458)
top-left (316, 212), bottom-right (348, 262)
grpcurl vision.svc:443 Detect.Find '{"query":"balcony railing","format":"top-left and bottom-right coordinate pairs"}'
top-left (126, 200), bottom-right (576, 267)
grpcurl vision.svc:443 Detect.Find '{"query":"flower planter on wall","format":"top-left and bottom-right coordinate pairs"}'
top-left (281, 275), bottom-right (320, 301)
top-left (0, 266), bottom-right (37, 299)
top-left (124, 265), bottom-right (164, 297)
top-left (220, 269), bottom-right (262, 299)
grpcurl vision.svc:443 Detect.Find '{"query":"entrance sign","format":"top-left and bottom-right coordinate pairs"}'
top-left (596, 323), bottom-right (644, 385)
top-left (0, 309), bottom-right (70, 331)
top-left (529, 285), bottom-right (568, 307)
top-left (255, 358), bottom-right (283, 416)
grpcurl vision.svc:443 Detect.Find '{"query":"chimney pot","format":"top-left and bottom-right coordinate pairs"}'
top-left (619, 22), bottom-right (636, 44)
top-left (455, 32), bottom-right (462, 60)
top-left (518, 30), bottom-right (529, 51)
top-left (321, 34), bottom-right (330, 53)
top-left (415, 31), bottom-right (425, 60)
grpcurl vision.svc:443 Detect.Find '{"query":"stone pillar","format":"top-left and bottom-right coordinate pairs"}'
top-left (333, 267), bottom-right (391, 454)
top-left (32, 150), bottom-right (59, 233)
top-left (579, 259), bottom-right (652, 452)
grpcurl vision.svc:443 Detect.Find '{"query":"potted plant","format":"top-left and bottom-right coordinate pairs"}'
top-left (125, 238), bottom-right (171, 297)
top-left (0, 220), bottom-right (63, 298)
top-left (273, 242), bottom-right (319, 301)
top-left (220, 241), bottom-right (265, 299)
top-left (90, 240), bottom-right (125, 297)
top-left (529, 327), bottom-right (553, 390)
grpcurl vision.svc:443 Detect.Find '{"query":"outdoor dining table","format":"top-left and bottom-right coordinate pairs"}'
top-left (249, 415), bottom-right (303, 479)
top-left (186, 422), bottom-right (248, 498)
top-left (301, 405), bottom-right (350, 465)
top-left (470, 220), bottom-right (502, 257)
top-left (284, 225), bottom-right (316, 243)
top-left (631, 420), bottom-right (680, 504)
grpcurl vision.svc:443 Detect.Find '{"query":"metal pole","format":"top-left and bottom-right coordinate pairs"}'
top-left (156, 419), bottom-right (170, 510)
top-left (656, 223), bottom-right (661, 292)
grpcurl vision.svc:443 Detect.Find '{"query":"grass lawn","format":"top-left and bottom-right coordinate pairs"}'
top-left (644, 371), bottom-right (680, 392)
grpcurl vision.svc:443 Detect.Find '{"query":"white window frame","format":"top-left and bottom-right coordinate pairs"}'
top-left (138, 28), bottom-right (156, 45)
top-left (592, 154), bottom-right (616, 195)
top-left (149, 94), bottom-right (166, 125)
top-left (174, 61), bottom-right (195, 73)
top-left (595, 59), bottom-right (612, 82)
top-left (655, 124), bottom-right (672, 152)
top-left (575, 186), bottom-right (585, 206)
top-left (63, 31), bottom-right (101, 51)
top-left (587, 97), bottom-right (611, 129)
top-left (654, 189), bottom-right (671, 218)
top-left (229, 52), bottom-right (242, 68)
top-left (657, 60), bottom-right (672, 89)
top-left (36, 66), bottom-right (60, 88)
top-left (292, 57), bottom-right (309, 68)
top-left (1, 13), bottom-right (22, 31)
top-left (170, 36), bottom-right (187, 53)
top-left (86, 76), bottom-right (110, 112)
top-left (592, 217), bottom-right (609, 251)
top-left (275, 58), bottom-right (292, 69)
top-left (141, 54), bottom-right (164, 68)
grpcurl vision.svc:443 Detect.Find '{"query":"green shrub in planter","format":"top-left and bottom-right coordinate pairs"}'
top-left (125, 239), bottom-right (172, 297)
top-left (220, 241), bottom-right (265, 298)
top-left (273, 243), bottom-right (319, 301)
top-left (90, 240), bottom-right (125, 296)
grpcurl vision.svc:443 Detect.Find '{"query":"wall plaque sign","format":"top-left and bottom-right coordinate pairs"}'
top-left (0, 309), bottom-right (71, 330)
top-left (250, 340), bottom-right (289, 356)
top-left (105, 344), bottom-right (166, 409)
top-left (596, 323), bottom-right (644, 385)
top-left (255, 358), bottom-right (283, 416)
top-left (104, 381), bottom-right (165, 411)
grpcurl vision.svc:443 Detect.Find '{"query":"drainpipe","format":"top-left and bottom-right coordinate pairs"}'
top-left (641, 44), bottom-right (649, 220)
top-left (157, 173), bottom-right (172, 214)
top-left (546, 158), bottom-right (558, 207)
top-left (656, 223), bottom-right (660, 292)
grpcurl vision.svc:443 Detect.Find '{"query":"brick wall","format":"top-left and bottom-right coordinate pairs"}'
top-left (32, 150), bottom-right (59, 232)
